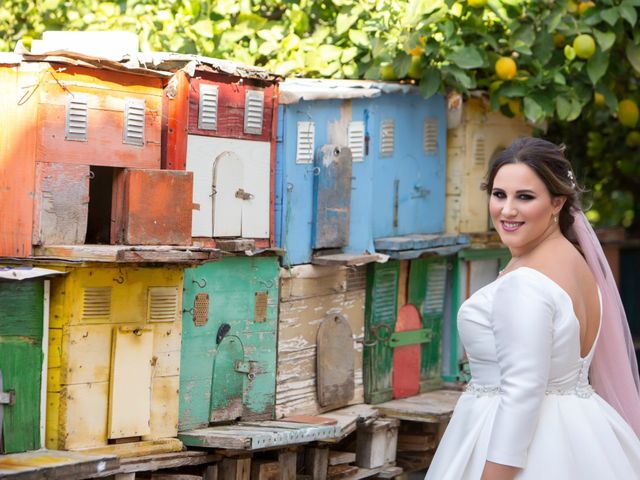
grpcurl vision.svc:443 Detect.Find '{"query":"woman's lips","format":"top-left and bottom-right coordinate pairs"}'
top-left (501, 220), bottom-right (524, 232)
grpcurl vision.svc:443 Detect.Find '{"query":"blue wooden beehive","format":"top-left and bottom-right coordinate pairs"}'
top-left (275, 80), bottom-right (449, 266)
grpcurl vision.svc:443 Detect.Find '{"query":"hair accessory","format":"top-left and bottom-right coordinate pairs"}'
top-left (567, 170), bottom-right (576, 189)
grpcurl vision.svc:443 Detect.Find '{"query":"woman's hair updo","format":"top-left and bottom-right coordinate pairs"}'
top-left (481, 137), bottom-right (584, 237)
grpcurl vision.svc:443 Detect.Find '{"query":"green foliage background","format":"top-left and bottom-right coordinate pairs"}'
top-left (1, 0), bottom-right (639, 230)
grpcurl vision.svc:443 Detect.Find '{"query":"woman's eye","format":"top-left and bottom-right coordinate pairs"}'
top-left (518, 194), bottom-right (534, 200)
top-left (492, 191), bottom-right (506, 199)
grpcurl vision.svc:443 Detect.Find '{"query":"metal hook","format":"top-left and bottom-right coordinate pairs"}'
top-left (192, 278), bottom-right (207, 288)
top-left (113, 274), bottom-right (124, 284)
top-left (88, 170), bottom-right (95, 180)
top-left (183, 307), bottom-right (195, 315)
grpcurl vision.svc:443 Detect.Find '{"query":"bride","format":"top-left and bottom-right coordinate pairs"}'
top-left (425, 138), bottom-right (640, 479)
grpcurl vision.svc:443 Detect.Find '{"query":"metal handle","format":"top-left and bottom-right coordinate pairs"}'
top-left (235, 188), bottom-right (254, 200)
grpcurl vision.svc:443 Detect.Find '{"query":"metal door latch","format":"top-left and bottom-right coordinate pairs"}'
top-left (0, 390), bottom-right (15, 406)
top-left (234, 360), bottom-right (258, 380)
top-left (235, 188), bottom-right (254, 200)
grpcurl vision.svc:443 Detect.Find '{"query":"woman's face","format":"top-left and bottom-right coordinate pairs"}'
top-left (489, 163), bottom-right (565, 255)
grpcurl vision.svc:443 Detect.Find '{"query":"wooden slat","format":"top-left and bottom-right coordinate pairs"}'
top-left (374, 389), bottom-right (461, 423)
top-left (0, 449), bottom-right (118, 479)
top-left (311, 253), bottom-right (381, 266)
top-left (32, 244), bottom-right (219, 263)
top-left (92, 451), bottom-right (220, 478)
top-left (74, 438), bottom-right (183, 459)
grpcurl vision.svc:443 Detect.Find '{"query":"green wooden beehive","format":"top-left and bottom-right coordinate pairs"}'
top-left (178, 256), bottom-right (279, 431)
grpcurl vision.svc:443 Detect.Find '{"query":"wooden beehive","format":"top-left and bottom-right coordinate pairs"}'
top-left (364, 257), bottom-right (450, 404)
top-left (45, 264), bottom-right (183, 453)
top-left (445, 98), bottom-right (532, 234)
top-left (0, 55), bottom-right (192, 257)
top-left (275, 264), bottom-right (366, 418)
top-left (162, 60), bottom-right (280, 248)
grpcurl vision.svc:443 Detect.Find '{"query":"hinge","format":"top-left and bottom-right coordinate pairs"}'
top-left (123, 98), bottom-right (145, 146)
top-left (198, 84), bottom-right (219, 130)
top-left (388, 328), bottom-right (433, 348)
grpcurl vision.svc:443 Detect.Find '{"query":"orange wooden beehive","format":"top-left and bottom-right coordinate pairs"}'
top-left (0, 54), bottom-right (193, 257)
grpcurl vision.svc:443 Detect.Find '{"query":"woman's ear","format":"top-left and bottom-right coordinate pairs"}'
top-left (553, 195), bottom-right (567, 214)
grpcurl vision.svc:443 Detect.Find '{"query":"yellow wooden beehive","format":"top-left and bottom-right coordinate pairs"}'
top-left (46, 264), bottom-right (183, 454)
top-left (445, 98), bottom-right (532, 234)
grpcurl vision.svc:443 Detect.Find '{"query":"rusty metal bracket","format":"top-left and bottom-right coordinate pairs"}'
top-left (235, 188), bottom-right (254, 200)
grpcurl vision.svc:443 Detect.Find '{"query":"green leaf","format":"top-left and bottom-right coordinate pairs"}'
top-left (341, 46), bottom-right (359, 63)
top-left (598, 85), bottom-right (619, 112)
top-left (336, 8), bottom-right (361, 35)
top-left (556, 96), bottom-right (572, 121)
top-left (406, 0), bottom-right (443, 26)
top-left (619, 3), bottom-right (637, 25)
top-left (587, 49), bottom-right (609, 85)
top-left (499, 82), bottom-right (527, 98)
top-left (348, 29), bottom-right (369, 48)
top-left (622, 0), bottom-right (640, 6)
top-left (524, 96), bottom-right (544, 122)
top-left (191, 19), bottom-right (213, 38)
top-left (448, 46), bottom-right (484, 69)
top-left (600, 7), bottom-right (619, 26)
top-left (567, 97), bottom-right (582, 121)
top-left (553, 71), bottom-right (566, 85)
top-left (593, 30), bottom-right (616, 52)
top-left (393, 52), bottom-right (412, 78)
top-left (419, 68), bottom-right (441, 99)
top-left (625, 42), bottom-right (640, 74)
top-left (532, 31), bottom-right (553, 64)
top-left (318, 44), bottom-right (342, 62)
top-left (446, 65), bottom-right (475, 89)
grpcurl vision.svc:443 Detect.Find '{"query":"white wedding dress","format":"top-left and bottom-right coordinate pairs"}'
top-left (425, 267), bottom-right (640, 479)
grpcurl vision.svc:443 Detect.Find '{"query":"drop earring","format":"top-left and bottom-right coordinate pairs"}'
top-left (553, 214), bottom-right (558, 224)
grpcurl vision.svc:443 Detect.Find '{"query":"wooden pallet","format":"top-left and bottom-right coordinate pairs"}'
top-left (0, 449), bottom-right (118, 479)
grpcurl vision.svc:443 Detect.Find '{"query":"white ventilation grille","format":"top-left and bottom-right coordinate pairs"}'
top-left (423, 118), bottom-right (438, 155)
top-left (198, 84), bottom-right (219, 130)
top-left (65, 94), bottom-right (89, 141)
top-left (82, 287), bottom-right (112, 321)
top-left (123, 98), bottom-right (145, 146)
top-left (473, 134), bottom-right (486, 166)
top-left (348, 121), bottom-right (365, 162)
top-left (380, 119), bottom-right (395, 157)
top-left (147, 287), bottom-right (179, 323)
top-left (295, 121), bottom-right (315, 164)
top-left (244, 90), bottom-right (264, 135)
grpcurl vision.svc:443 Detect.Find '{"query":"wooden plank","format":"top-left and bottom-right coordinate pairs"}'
top-left (219, 457), bottom-right (251, 480)
top-left (118, 169), bottom-right (193, 245)
top-left (216, 239), bottom-right (256, 252)
top-left (60, 382), bottom-right (109, 449)
top-left (64, 324), bottom-right (113, 384)
top-left (305, 447), bottom-right (328, 480)
top-left (93, 451), bottom-right (220, 477)
top-left (311, 253), bottom-right (381, 267)
top-left (279, 265), bottom-right (347, 302)
top-left (317, 314), bottom-right (355, 408)
top-left (250, 459), bottom-right (279, 480)
top-left (145, 375), bottom-right (180, 440)
top-left (374, 389), bottom-right (461, 423)
top-left (317, 404), bottom-right (379, 443)
top-left (0, 449), bottom-right (118, 479)
top-left (0, 66), bottom-right (38, 257)
top-left (162, 70), bottom-right (190, 170)
top-left (108, 327), bottom-right (154, 439)
top-left (32, 245), bottom-right (218, 263)
top-left (75, 438), bottom-right (183, 459)
top-left (328, 451), bottom-right (356, 466)
top-left (278, 450), bottom-right (296, 480)
top-left (33, 162), bottom-right (89, 246)
top-left (356, 420), bottom-right (399, 469)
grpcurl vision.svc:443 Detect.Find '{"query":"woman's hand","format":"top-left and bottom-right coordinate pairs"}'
top-left (480, 461), bottom-right (520, 480)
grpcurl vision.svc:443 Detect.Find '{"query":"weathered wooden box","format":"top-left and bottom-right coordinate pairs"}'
top-left (275, 264), bottom-right (366, 418)
top-left (45, 264), bottom-right (183, 452)
top-left (0, 268), bottom-right (62, 454)
top-left (161, 59), bottom-right (280, 247)
top-left (0, 56), bottom-right (192, 256)
top-left (356, 418), bottom-right (399, 469)
top-left (445, 98), bottom-right (532, 234)
top-left (364, 258), bottom-right (451, 404)
top-left (179, 256), bottom-right (280, 430)
top-left (275, 79), bottom-right (446, 266)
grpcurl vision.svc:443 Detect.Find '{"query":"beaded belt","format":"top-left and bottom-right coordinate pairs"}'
top-left (465, 382), bottom-right (595, 399)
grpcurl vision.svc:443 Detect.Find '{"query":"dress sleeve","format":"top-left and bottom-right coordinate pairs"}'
top-left (486, 270), bottom-right (555, 468)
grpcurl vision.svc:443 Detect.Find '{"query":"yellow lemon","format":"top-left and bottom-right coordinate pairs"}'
top-left (408, 55), bottom-right (423, 80)
top-left (625, 131), bottom-right (640, 148)
top-left (578, 1), bottom-right (595, 14)
top-left (380, 64), bottom-right (397, 81)
top-left (467, 0), bottom-right (488, 7)
top-left (495, 56), bottom-right (517, 81)
top-left (618, 99), bottom-right (639, 127)
top-left (508, 98), bottom-right (522, 116)
top-left (553, 33), bottom-right (566, 48)
top-left (573, 34), bottom-right (596, 59)
top-left (593, 92), bottom-right (606, 107)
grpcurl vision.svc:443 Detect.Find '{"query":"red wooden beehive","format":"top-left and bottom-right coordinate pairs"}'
top-left (0, 54), bottom-right (193, 257)
top-left (161, 56), bottom-right (280, 249)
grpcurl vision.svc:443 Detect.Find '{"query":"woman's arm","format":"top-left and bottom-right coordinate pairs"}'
top-left (481, 460), bottom-right (521, 480)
